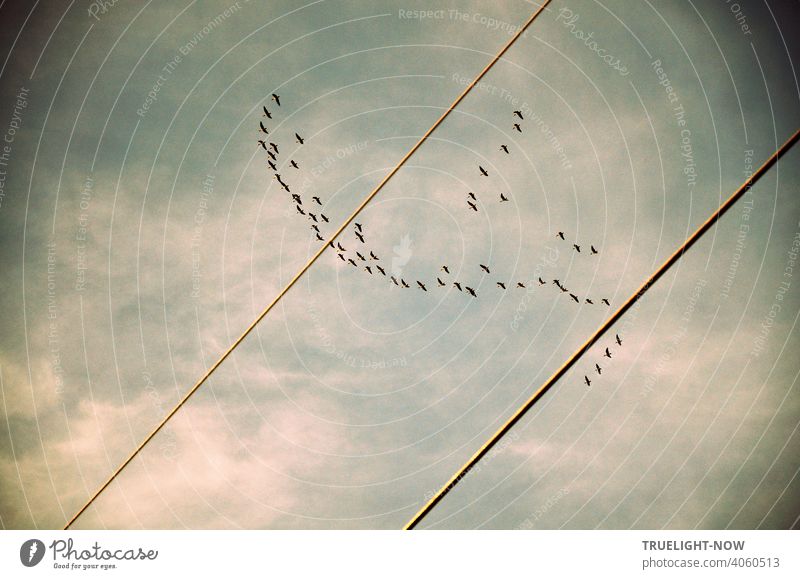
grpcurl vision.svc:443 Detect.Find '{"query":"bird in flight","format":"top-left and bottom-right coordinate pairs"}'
top-left (480, 264), bottom-right (491, 274)
top-left (595, 364), bottom-right (602, 375)
top-left (355, 223), bottom-right (363, 232)
top-left (269, 142), bottom-right (279, 154)
top-left (337, 242), bottom-right (345, 251)
top-left (585, 298), bottom-right (594, 305)
top-left (500, 193), bottom-right (509, 202)
top-left (370, 251), bottom-right (379, 260)
top-left (308, 213), bottom-right (318, 222)
top-left (500, 144), bottom-right (509, 154)
top-left (497, 282), bottom-right (506, 289)
top-left (295, 132), bottom-right (304, 144)
top-left (312, 196), bottom-right (321, 205)
top-left (356, 251), bottom-right (366, 261)
top-left (259, 121), bottom-right (269, 134)
top-left (513, 123), bottom-right (522, 133)
top-left (417, 281), bottom-right (427, 291)
top-left (602, 298), bottom-right (610, 306)
top-left (591, 245), bottom-right (598, 255)
top-left (468, 192), bottom-right (476, 201)
top-left (320, 214), bottom-right (329, 223)
top-left (311, 224), bottom-right (320, 233)
top-left (441, 265), bottom-right (450, 274)
top-left (569, 293), bottom-right (579, 303)
top-left (467, 201), bottom-right (478, 212)
top-left (267, 150), bottom-right (277, 161)
top-left (337, 253), bottom-right (345, 262)
top-left (513, 110), bottom-right (524, 119)
top-left (376, 265), bottom-right (386, 276)
top-left (573, 244), bottom-right (581, 253)
top-left (538, 277), bottom-right (546, 285)
top-left (517, 282), bottom-right (526, 288)
top-left (437, 277), bottom-right (445, 287)
top-left (268, 160), bottom-right (277, 171)
top-left (604, 348), bottom-right (612, 358)
top-left (258, 140), bottom-right (268, 150)
top-left (296, 205), bottom-right (305, 215)
top-left (355, 231), bottom-right (365, 243)
top-left (401, 279), bottom-right (410, 288)
top-left (364, 266), bottom-right (372, 274)
top-left (348, 258), bottom-right (357, 267)
top-left (315, 233), bottom-right (324, 241)
top-left (584, 375), bottom-right (591, 387)
top-left (262, 106), bottom-right (272, 118)
top-left (271, 93), bottom-right (281, 106)
top-left (465, 286), bottom-right (477, 297)
top-left (290, 160), bottom-right (299, 169)
top-left (615, 334), bottom-right (622, 346)
top-left (557, 231), bottom-right (565, 240)
top-left (453, 282), bottom-right (462, 291)
top-left (553, 279), bottom-right (561, 287)
top-left (479, 166), bottom-right (489, 177)
top-left (292, 193), bottom-right (302, 204)
top-left (390, 276), bottom-right (399, 286)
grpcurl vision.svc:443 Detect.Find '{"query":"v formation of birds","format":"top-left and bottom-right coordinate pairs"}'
top-left (257, 97), bottom-right (624, 386)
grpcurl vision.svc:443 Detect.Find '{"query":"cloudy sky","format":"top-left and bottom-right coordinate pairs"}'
top-left (0, 0), bottom-right (798, 530)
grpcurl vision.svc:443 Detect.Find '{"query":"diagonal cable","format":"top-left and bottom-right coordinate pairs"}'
top-left (404, 127), bottom-right (800, 530)
top-left (63, 0), bottom-right (554, 530)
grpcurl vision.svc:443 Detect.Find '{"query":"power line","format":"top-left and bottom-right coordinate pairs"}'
top-left (63, 0), bottom-right (554, 530)
top-left (404, 128), bottom-right (800, 530)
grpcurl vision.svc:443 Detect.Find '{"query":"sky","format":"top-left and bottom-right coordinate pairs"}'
top-left (0, 0), bottom-right (799, 530)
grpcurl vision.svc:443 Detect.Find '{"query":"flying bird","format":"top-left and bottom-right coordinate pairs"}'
top-left (292, 193), bottom-right (302, 204)
top-left (480, 264), bottom-right (491, 274)
top-left (262, 106), bottom-right (272, 118)
top-left (296, 205), bottom-right (305, 215)
top-left (259, 121), bottom-right (269, 134)
top-left (320, 214), bottom-right (329, 223)
top-left (573, 244), bottom-right (581, 253)
top-left (348, 258), bottom-right (357, 267)
top-left (337, 253), bottom-right (345, 261)
top-left (616, 334), bottom-right (622, 346)
top-left (417, 281), bottom-right (427, 291)
top-left (315, 233), bottom-right (324, 241)
top-left (595, 364), bottom-right (602, 375)
top-left (585, 298), bottom-right (594, 305)
top-left (269, 142), bottom-right (279, 154)
top-left (500, 193), bottom-right (508, 202)
top-left (355, 231), bottom-right (365, 243)
top-left (517, 282), bottom-right (526, 288)
top-left (497, 282), bottom-right (506, 289)
top-left (258, 140), bottom-right (268, 150)
top-left (591, 245), bottom-right (598, 254)
top-left (401, 279), bottom-right (410, 288)
top-left (356, 251), bottom-right (366, 261)
top-left (354, 223), bottom-right (363, 232)
top-left (364, 266), bottom-right (372, 274)
top-left (465, 286), bottom-right (477, 297)
top-left (376, 265), bottom-right (386, 276)
top-left (308, 213), bottom-right (318, 222)
top-left (538, 277), bottom-right (546, 285)
top-left (370, 251), bottom-right (379, 260)
top-left (479, 166), bottom-right (489, 177)
top-left (453, 282), bottom-right (462, 291)
top-left (441, 265), bottom-right (450, 274)
top-left (337, 242), bottom-right (345, 251)
top-left (267, 150), bottom-right (277, 161)
top-left (557, 231), bottom-right (565, 240)
top-left (500, 144), bottom-right (509, 154)
top-left (569, 293), bottom-right (579, 303)
top-left (295, 132), bottom-right (304, 144)
top-left (290, 160), bottom-right (299, 169)
top-left (271, 93), bottom-right (281, 106)
top-left (604, 348), bottom-right (612, 358)
top-left (602, 298), bottom-right (610, 306)
top-left (390, 276), bottom-right (399, 286)
top-left (513, 123), bottom-right (522, 133)
top-left (513, 110), bottom-right (524, 119)
top-left (308, 196), bottom-right (319, 205)
top-left (467, 201), bottom-right (478, 212)
top-left (437, 278), bottom-right (445, 286)
top-left (468, 192), bottom-right (476, 200)
top-left (268, 160), bottom-right (277, 171)
top-left (311, 224), bottom-right (319, 233)
top-left (584, 375), bottom-right (591, 387)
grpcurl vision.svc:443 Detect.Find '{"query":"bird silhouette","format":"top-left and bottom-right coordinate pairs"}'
top-left (569, 293), bottom-right (579, 303)
top-left (315, 233), bottom-right (324, 241)
top-left (308, 213), bottom-right (318, 222)
top-left (437, 277), bottom-right (445, 286)
top-left (295, 132), bottom-right (304, 144)
top-left (513, 123), bottom-right (522, 133)
top-left (595, 364), bottom-right (602, 375)
top-left (517, 282), bottom-right (526, 288)
top-left (467, 201), bottom-right (478, 212)
top-left (480, 264), bottom-right (491, 274)
top-left (271, 93), bottom-right (281, 106)
top-left (259, 121), bottom-right (269, 134)
top-left (585, 298), bottom-right (594, 305)
top-left (356, 252), bottom-right (366, 261)
top-left (269, 142), bottom-right (279, 154)
top-left (552, 279), bottom-right (561, 287)
top-left (311, 224), bottom-right (319, 233)
top-left (320, 214), bottom-right (329, 223)
top-left (355, 231), bottom-right (365, 243)
top-left (401, 279), bottom-right (410, 288)
top-left (513, 110), bottom-right (524, 119)
top-left (500, 193), bottom-right (509, 202)
top-left (268, 160), bottom-right (277, 171)
top-left (262, 106), bottom-right (272, 118)
top-left (604, 348), bottom-right (612, 358)
top-left (312, 196), bottom-right (321, 205)
top-left (258, 140), bottom-right (268, 150)
top-left (290, 160), bottom-right (299, 169)
top-left (615, 334), bottom-right (622, 346)
top-left (465, 286), bottom-right (477, 297)
top-left (538, 277), bottom-right (546, 285)
top-left (497, 282), bottom-right (506, 289)
top-left (441, 265), bottom-right (450, 274)
top-left (479, 166), bottom-right (489, 177)
top-left (355, 223), bottom-right (363, 232)
top-left (364, 266), bottom-right (372, 274)
top-left (591, 245), bottom-right (598, 254)
top-left (337, 253), bottom-right (345, 261)
top-left (370, 251), bottom-right (379, 260)
top-left (267, 150), bottom-right (277, 161)
top-left (557, 231), bottom-right (565, 240)
top-left (292, 193), bottom-right (302, 204)
top-left (337, 242), bottom-right (345, 251)
top-left (453, 282), bottom-right (462, 291)
top-left (584, 375), bottom-right (591, 386)
top-left (573, 244), bottom-right (581, 253)
top-left (376, 265), bottom-right (386, 276)
top-left (390, 276), bottom-right (399, 286)
top-left (417, 281), bottom-right (427, 291)
top-left (468, 192), bottom-right (476, 200)
top-left (500, 144), bottom-right (509, 154)
top-left (602, 298), bottom-right (610, 306)
top-left (348, 258), bottom-right (357, 267)
top-left (296, 205), bottom-right (305, 215)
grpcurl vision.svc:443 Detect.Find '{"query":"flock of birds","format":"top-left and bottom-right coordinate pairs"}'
top-left (256, 98), bottom-right (624, 386)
